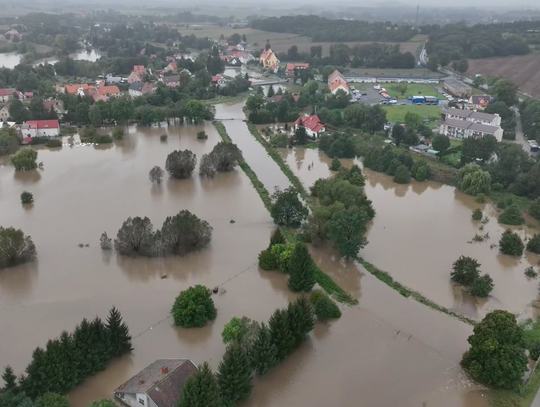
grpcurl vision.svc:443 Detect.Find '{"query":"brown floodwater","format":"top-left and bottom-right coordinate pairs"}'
top-left (0, 105), bottom-right (486, 407)
top-left (278, 147), bottom-right (540, 320)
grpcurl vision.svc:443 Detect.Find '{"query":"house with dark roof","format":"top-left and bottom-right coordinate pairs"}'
top-left (439, 109), bottom-right (503, 142)
top-left (467, 94), bottom-right (492, 110)
top-left (113, 359), bottom-right (198, 407)
top-left (161, 75), bottom-right (180, 88)
top-left (129, 82), bottom-right (156, 98)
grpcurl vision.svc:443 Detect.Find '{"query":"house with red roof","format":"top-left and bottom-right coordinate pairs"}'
top-left (211, 74), bottom-right (227, 86)
top-left (64, 84), bottom-right (91, 96)
top-left (164, 61), bottom-right (178, 73)
top-left (0, 88), bottom-right (15, 103)
top-left (113, 359), bottom-right (197, 407)
top-left (294, 115), bottom-right (325, 138)
top-left (286, 63), bottom-right (309, 78)
top-left (20, 120), bottom-right (60, 139)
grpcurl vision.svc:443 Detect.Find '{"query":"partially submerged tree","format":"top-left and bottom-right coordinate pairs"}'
top-left (498, 205), bottom-right (525, 225)
top-left (527, 234), bottom-right (540, 254)
top-left (209, 142), bottom-right (242, 172)
top-left (450, 256), bottom-right (481, 286)
top-left (249, 322), bottom-right (278, 376)
top-left (455, 163), bottom-right (491, 196)
top-left (106, 306), bottom-right (133, 357)
top-left (171, 285), bottom-right (217, 327)
top-left (217, 343), bottom-right (253, 404)
top-left (100, 232), bottom-right (113, 251)
top-left (287, 243), bottom-right (316, 292)
top-left (179, 362), bottom-right (221, 407)
top-left (199, 153), bottom-right (216, 178)
top-left (270, 187), bottom-right (308, 228)
top-left (499, 229), bottom-right (524, 257)
top-left (461, 310), bottom-right (527, 389)
top-left (469, 274), bottom-right (494, 297)
top-left (328, 205), bottom-right (369, 258)
top-left (165, 149), bottom-right (197, 179)
top-left (11, 148), bottom-right (38, 171)
top-left (0, 227), bottom-right (37, 269)
top-left (149, 166), bottom-right (164, 184)
top-left (160, 210), bottom-right (212, 255)
top-left (114, 216), bottom-right (155, 257)
top-left (20, 191), bottom-right (34, 205)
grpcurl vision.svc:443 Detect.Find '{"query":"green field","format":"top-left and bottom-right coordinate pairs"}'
top-left (382, 105), bottom-right (442, 123)
top-left (384, 83), bottom-right (440, 99)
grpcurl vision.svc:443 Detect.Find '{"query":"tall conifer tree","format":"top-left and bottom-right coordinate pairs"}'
top-left (249, 323), bottom-right (278, 375)
top-left (268, 308), bottom-right (294, 361)
top-left (217, 343), bottom-right (253, 404)
top-left (105, 307), bottom-right (133, 357)
top-left (178, 362), bottom-right (221, 407)
top-left (288, 243), bottom-right (315, 292)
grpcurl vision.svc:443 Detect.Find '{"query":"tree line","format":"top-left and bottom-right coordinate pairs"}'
top-left (1, 307), bottom-right (132, 401)
top-left (251, 16), bottom-right (418, 42)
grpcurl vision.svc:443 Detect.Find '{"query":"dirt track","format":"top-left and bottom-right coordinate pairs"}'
top-left (467, 54), bottom-right (540, 97)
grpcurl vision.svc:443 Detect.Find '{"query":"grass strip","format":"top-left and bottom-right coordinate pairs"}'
top-left (213, 121), bottom-right (272, 211)
top-left (491, 365), bottom-right (540, 407)
top-left (246, 124), bottom-right (308, 200)
top-left (360, 259), bottom-right (476, 326)
top-left (282, 229), bottom-right (358, 305)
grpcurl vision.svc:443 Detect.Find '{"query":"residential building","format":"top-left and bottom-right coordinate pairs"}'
top-left (443, 78), bottom-right (472, 98)
top-left (128, 65), bottom-right (147, 84)
top-left (129, 82), bottom-right (156, 98)
top-left (328, 70), bottom-right (349, 94)
top-left (20, 120), bottom-right (60, 139)
top-left (294, 115), bottom-right (325, 138)
top-left (286, 63), bottom-right (309, 78)
top-left (64, 84), bottom-right (91, 95)
top-left (113, 359), bottom-right (198, 407)
top-left (164, 61), bottom-right (178, 73)
top-left (0, 88), bottom-right (15, 103)
top-left (96, 82), bottom-right (121, 98)
top-left (260, 42), bottom-right (279, 69)
top-left (42, 100), bottom-right (67, 119)
top-left (211, 74), bottom-right (227, 85)
top-left (106, 75), bottom-right (123, 84)
top-left (161, 75), bottom-right (180, 88)
top-left (440, 109), bottom-right (503, 142)
top-left (0, 106), bottom-right (9, 122)
top-left (468, 95), bottom-right (492, 110)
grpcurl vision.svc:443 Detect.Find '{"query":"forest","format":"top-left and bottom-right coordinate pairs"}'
top-left (250, 16), bottom-right (418, 42)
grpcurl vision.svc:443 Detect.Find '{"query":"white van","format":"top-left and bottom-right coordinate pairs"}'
top-left (374, 84), bottom-right (381, 90)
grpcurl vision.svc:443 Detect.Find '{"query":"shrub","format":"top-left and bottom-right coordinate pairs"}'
top-left (270, 133), bottom-right (288, 148)
top-left (310, 290), bottom-right (341, 320)
top-left (270, 243), bottom-right (295, 273)
top-left (475, 194), bottom-right (486, 203)
top-left (269, 228), bottom-right (286, 247)
top-left (149, 166), bottom-right (164, 184)
top-left (531, 342), bottom-right (540, 361)
top-left (499, 229), bottom-right (524, 257)
top-left (20, 191), bottom-right (34, 204)
top-left (329, 158), bottom-right (341, 171)
top-left (498, 206), bottom-right (524, 225)
top-left (199, 153), bottom-right (216, 178)
top-left (529, 198), bottom-right (540, 221)
top-left (46, 138), bottom-right (62, 148)
top-left (527, 234), bottom-right (540, 254)
top-left (470, 274), bottom-right (494, 297)
top-left (0, 227), bottom-right (37, 269)
top-left (525, 267), bottom-right (538, 278)
top-left (450, 256), bottom-right (481, 286)
top-left (160, 134), bottom-right (168, 141)
top-left (95, 134), bottom-right (113, 144)
top-left (258, 248), bottom-right (277, 270)
top-left (197, 131), bottom-right (208, 140)
top-left (171, 285), bottom-right (217, 327)
top-left (165, 149), bottom-right (197, 179)
top-left (100, 232), bottom-right (113, 251)
top-left (112, 128), bottom-right (125, 140)
top-left (472, 209), bottom-right (482, 221)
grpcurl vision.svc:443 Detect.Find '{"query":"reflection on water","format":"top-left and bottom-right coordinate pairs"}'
top-left (0, 49), bottom-right (102, 69)
top-left (279, 147), bottom-right (540, 319)
top-left (0, 118), bottom-right (487, 407)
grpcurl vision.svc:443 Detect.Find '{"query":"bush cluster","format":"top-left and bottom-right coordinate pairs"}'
top-left (0, 227), bottom-right (37, 269)
top-left (498, 205), bottom-right (525, 225)
top-left (309, 290), bottom-right (341, 320)
top-left (171, 285), bottom-right (217, 327)
top-left (363, 144), bottom-right (430, 183)
top-left (450, 255), bottom-right (494, 297)
top-left (199, 141), bottom-right (242, 178)
top-left (499, 229), bottom-right (524, 257)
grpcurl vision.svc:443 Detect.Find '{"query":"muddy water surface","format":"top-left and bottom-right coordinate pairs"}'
top-left (0, 112), bottom-right (486, 407)
top-left (279, 147), bottom-right (540, 319)
top-left (0, 49), bottom-right (102, 69)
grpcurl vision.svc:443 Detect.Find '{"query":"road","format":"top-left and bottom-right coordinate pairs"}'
top-left (512, 108), bottom-right (535, 156)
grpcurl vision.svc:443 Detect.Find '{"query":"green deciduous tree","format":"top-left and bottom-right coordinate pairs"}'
top-left (329, 206), bottom-right (369, 259)
top-left (165, 149), bottom-right (197, 179)
top-left (268, 308), bottom-right (294, 362)
top-left (499, 229), bottom-right (524, 257)
top-left (217, 343), bottom-right (253, 404)
top-left (11, 148), bottom-right (38, 171)
top-left (461, 310), bottom-right (527, 389)
top-left (184, 100), bottom-right (207, 123)
top-left (393, 165), bottom-right (411, 184)
top-left (287, 243), bottom-right (316, 292)
top-left (21, 191), bottom-right (34, 205)
top-left (271, 187), bottom-right (308, 228)
top-left (160, 210), bottom-right (212, 255)
top-left (451, 256), bottom-right (481, 286)
top-left (527, 234), bottom-right (540, 254)
top-left (455, 164), bottom-right (491, 196)
top-left (472, 209), bottom-right (482, 220)
top-left (221, 317), bottom-right (260, 349)
top-left (171, 285), bottom-right (217, 327)
top-left (87, 399), bottom-right (117, 407)
top-left (148, 166), bottom-right (164, 184)
top-left (469, 274), bottom-right (494, 297)
top-left (432, 135), bottom-right (450, 152)
top-left (105, 306), bottom-right (133, 358)
top-left (38, 393), bottom-right (69, 407)
top-left (208, 142), bottom-right (242, 172)
top-left (249, 323), bottom-right (278, 376)
top-left (395, 82), bottom-right (408, 95)
top-left (114, 217), bottom-right (155, 257)
top-left (329, 158), bottom-right (341, 171)
top-left (0, 227), bottom-right (37, 269)
top-left (179, 362), bottom-right (221, 407)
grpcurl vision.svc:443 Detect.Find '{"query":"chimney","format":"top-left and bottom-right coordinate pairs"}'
top-left (161, 366), bottom-right (169, 374)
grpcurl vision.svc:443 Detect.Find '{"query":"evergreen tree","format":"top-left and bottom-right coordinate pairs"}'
top-left (178, 362), bottom-right (221, 407)
top-left (287, 243), bottom-right (316, 292)
top-left (287, 297), bottom-right (315, 347)
top-left (105, 306), bottom-right (133, 358)
top-left (268, 308), bottom-right (294, 361)
top-left (88, 317), bottom-right (111, 372)
top-left (2, 366), bottom-right (18, 393)
top-left (217, 343), bottom-right (253, 404)
top-left (23, 347), bottom-right (49, 398)
top-left (267, 85), bottom-right (275, 98)
top-left (249, 323), bottom-right (278, 375)
top-left (72, 319), bottom-right (95, 379)
top-left (38, 392), bottom-right (69, 407)
top-left (56, 331), bottom-right (79, 392)
top-left (269, 228), bottom-right (286, 247)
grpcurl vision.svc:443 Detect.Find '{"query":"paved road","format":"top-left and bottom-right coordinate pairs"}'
top-left (512, 108), bottom-right (536, 156)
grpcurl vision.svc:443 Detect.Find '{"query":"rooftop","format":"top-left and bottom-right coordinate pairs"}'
top-left (441, 119), bottom-right (499, 135)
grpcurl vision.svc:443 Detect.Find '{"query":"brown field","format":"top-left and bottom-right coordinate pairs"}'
top-left (178, 25), bottom-right (422, 58)
top-left (466, 54), bottom-right (540, 97)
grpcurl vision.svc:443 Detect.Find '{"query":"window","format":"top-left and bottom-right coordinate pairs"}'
top-left (139, 398), bottom-right (145, 406)
top-left (117, 393), bottom-right (124, 399)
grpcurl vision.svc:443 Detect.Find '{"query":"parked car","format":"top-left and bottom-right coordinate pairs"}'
top-left (361, 92), bottom-right (367, 96)
top-left (388, 99), bottom-right (397, 104)
top-left (374, 84), bottom-right (381, 90)
top-left (380, 101), bottom-right (388, 105)
top-left (400, 102), bottom-right (406, 105)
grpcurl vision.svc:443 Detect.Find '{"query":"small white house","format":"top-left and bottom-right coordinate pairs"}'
top-left (0, 106), bottom-right (9, 122)
top-left (20, 120), bottom-right (60, 139)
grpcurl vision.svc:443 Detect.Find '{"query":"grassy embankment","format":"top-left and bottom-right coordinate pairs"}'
top-left (213, 120), bottom-right (356, 305)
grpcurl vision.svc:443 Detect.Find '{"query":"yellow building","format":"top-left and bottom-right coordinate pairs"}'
top-left (260, 45), bottom-right (279, 70)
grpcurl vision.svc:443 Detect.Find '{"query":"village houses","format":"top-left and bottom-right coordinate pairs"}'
top-left (113, 359), bottom-right (197, 407)
top-left (128, 65), bottom-right (147, 84)
top-left (18, 120), bottom-right (60, 140)
top-left (295, 115), bottom-right (326, 138)
top-left (439, 109), bottom-right (503, 142)
top-left (0, 106), bottom-right (9, 122)
top-left (0, 88), bottom-right (15, 103)
top-left (129, 82), bottom-right (156, 98)
top-left (286, 63), bottom-right (309, 78)
top-left (328, 70), bottom-right (350, 95)
top-left (259, 42), bottom-right (279, 72)
top-left (161, 75), bottom-right (180, 88)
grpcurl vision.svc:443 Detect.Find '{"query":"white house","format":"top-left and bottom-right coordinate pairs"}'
top-left (113, 359), bottom-right (198, 407)
top-left (440, 109), bottom-right (503, 142)
top-left (20, 120), bottom-right (60, 139)
top-left (328, 70), bottom-right (349, 95)
top-left (0, 88), bottom-right (14, 103)
top-left (0, 106), bottom-right (9, 122)
top-left (294, 115), bottom-right (325, 138)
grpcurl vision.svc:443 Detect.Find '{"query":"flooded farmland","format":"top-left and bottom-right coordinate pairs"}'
top-left (278, 147), bottom-right (540, 320)
top-left (0, 105), bottom-right (486, 407)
